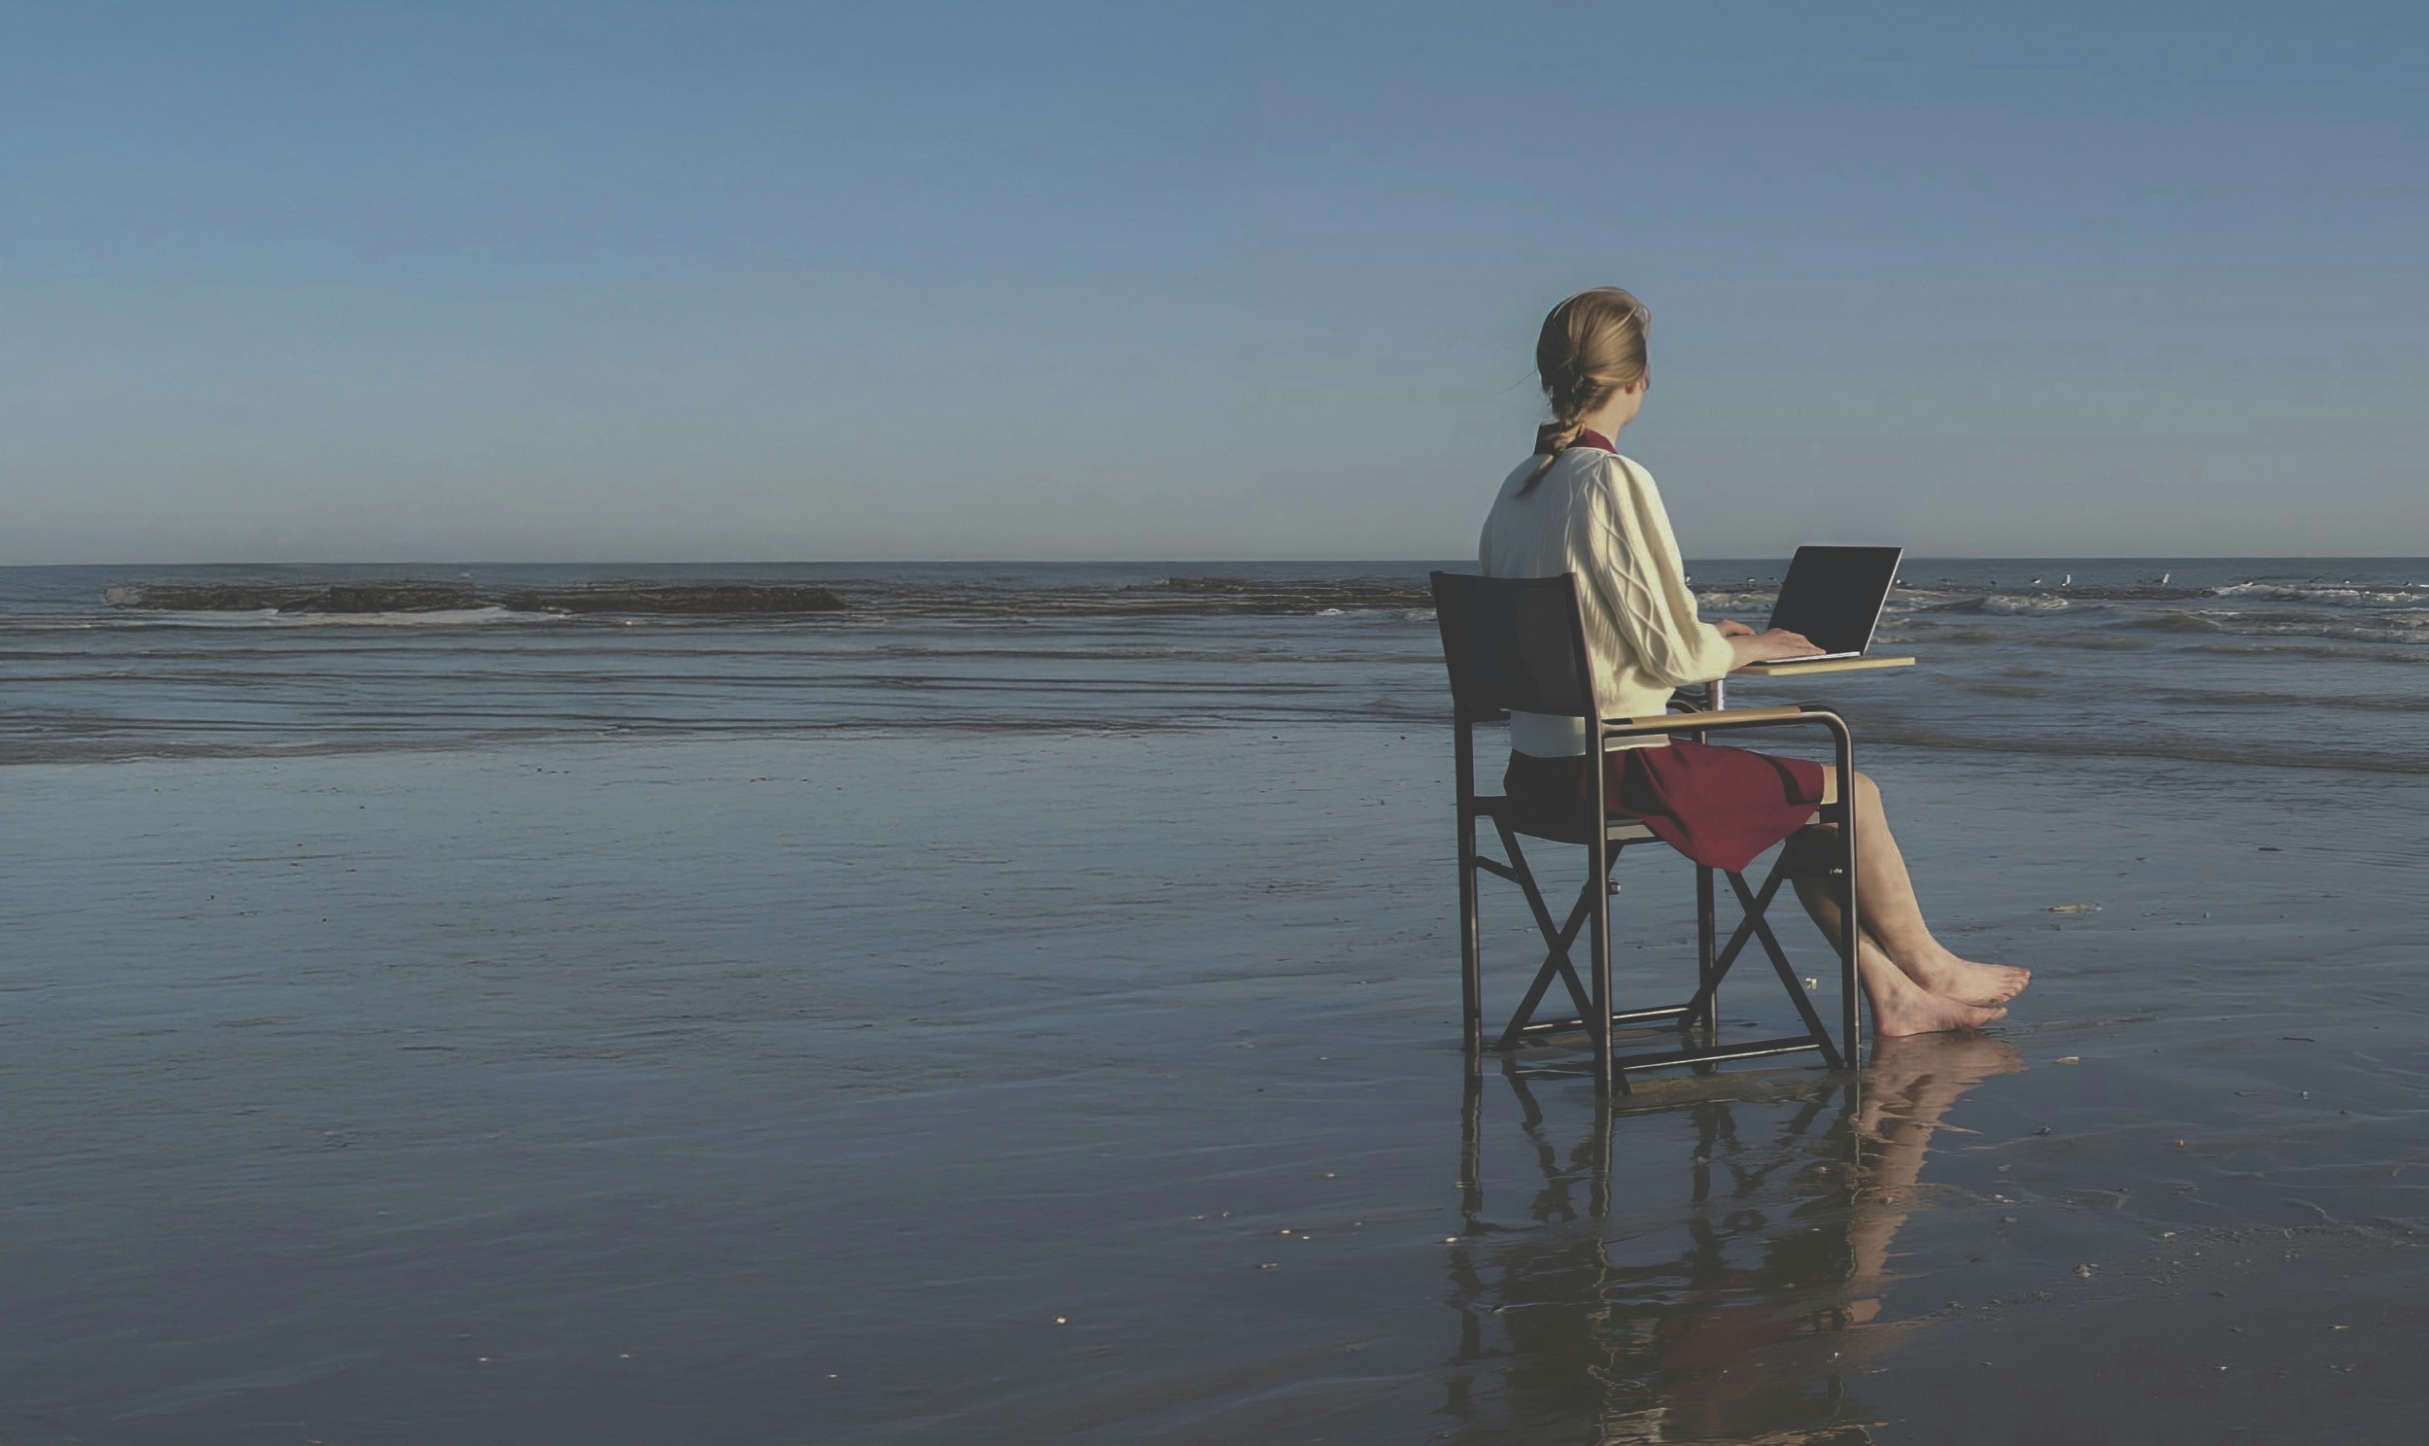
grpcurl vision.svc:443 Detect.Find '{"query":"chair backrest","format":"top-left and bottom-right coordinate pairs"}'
top-left (1428, 571), bottom-right (1595, 721)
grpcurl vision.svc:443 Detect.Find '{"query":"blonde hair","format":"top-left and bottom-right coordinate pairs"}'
top-left (1518, 287), bottom-right (1650, 493)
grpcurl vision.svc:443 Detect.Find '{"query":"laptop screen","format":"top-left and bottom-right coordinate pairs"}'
top-left (1763, 546), bottom-right (1904, 657)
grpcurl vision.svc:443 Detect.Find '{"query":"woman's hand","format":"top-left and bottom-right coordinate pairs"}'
top-left (1713, 618), bottom-right (1756, 638)
top-left (1727, 627), bottom-right (1823, 670)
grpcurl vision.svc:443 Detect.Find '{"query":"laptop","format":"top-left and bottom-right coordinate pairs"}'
top-left (1762, 545), bottom-right (1904, 662)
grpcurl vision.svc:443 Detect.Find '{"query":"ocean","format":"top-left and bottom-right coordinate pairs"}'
top-left (3, 557), bottom-right (2425, 1443)
top-left (8, 556), bottom-right (2429, 771)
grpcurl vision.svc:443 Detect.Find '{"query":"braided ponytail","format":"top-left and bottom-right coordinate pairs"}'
top-left (1515, 287), bottom-right (1650, 495)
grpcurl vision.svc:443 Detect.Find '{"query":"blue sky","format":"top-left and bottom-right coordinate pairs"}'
top-left (5, 1), bottom-right (2425, 562)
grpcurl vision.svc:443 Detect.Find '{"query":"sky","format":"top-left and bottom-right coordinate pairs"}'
top-left (4, 1), bottom-right (2426, 564)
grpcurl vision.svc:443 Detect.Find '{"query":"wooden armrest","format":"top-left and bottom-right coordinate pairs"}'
top-left (1603, 705), bottom-right (1808, 735)
top-left (1736, 655), bottom-right (1916, 677)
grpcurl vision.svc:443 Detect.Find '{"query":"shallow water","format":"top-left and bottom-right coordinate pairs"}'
top-left (2, 560), bottom-right (2425, 1442)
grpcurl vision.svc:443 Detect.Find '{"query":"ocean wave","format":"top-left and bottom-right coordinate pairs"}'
top-left (1982, 603), bottom-right (2429, 647)
top-left (1860, 723), bottom-right (2429, 776)
top-left (17, 710), bottom-right (2415, 774)
top-left (103, 582), bottom-right (484, 613)
top-left (1906, 584), bottom-right (2212, 604)
top-left (91, 576), bottom-right (1442, 623)
top-left (1690, 588), bottom-right (1778, 612)
top-left (82, 572), bottom-right (2429, 631)
top-left (1143, 577), bottom-right (1436, 612)
top-left (2028, 633), bottom-right (2151, 651)
top-left (2133, 687), bottom-right (2429, 715)
top-left (1900, 593), bottom-right (2106, 616)
top-left (2180, 618), bottom-right (2429, 647)
top-left (2214, 582), bottom-right (2429, 607)
top-left (2194, 641), bottom-right (2429, 665)
top-left (105, 582), bottom-right (850, 617)
top-left (55, 605), bottom-right (556, 630)
top-left (2134, 610), bottom-right (2226, 632)
top-left (242, 607), bottom-right (542, 628)
top-left (2271, 624), bottom-right (2429, 645)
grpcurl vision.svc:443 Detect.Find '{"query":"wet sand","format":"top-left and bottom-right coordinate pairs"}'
top-left (1, 720), bottom-right (2425, 1442)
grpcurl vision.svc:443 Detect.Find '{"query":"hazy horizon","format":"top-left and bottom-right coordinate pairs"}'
top-left (8, 3), bottom-right (2426, 565)
top-left (13, 552), bottom-right (2425, 573)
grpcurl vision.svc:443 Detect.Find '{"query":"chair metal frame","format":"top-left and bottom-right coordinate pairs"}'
top-left (1430, 571), bottom-right (1864, 1095)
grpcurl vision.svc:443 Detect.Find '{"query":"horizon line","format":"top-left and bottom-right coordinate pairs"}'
top-left (6, 552), bottom-right (2428, 571)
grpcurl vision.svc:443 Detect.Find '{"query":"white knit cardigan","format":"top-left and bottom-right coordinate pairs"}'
top-left (1477, 446), bottom-right (1735, 756)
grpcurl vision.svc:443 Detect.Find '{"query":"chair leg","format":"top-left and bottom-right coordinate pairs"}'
top-left (1459, 1059), bottom-right (1484, 1230)
top-left (1694, 864), bottom-right (1718, 1034)
top-left (1591, 849), bottom-right (1616, 1098)
top-left (1457, 808), bottom-right (1483, 1056)
top-left (1496, 900), bottom-right (1581, 1048)
top-left (1490, 825), bottom-right (1613, 1050)
top-left (1493, 876), bottom-right (1601, 1051)
top-left (1839, 806), bottom-right (1863, 1068)
top-left (1678, 845), bottom-right (1856, 1074)
top-left (1500, 828), bottom-right (1600, 1011)
top-left (1728, 874), bottom-right (1845, 1071)
top-left (1679, 851), bottom-right (1798, 1025)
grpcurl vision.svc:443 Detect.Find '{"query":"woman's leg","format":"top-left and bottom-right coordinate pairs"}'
top-left (1791, 771), bottom-right (2029, 1018)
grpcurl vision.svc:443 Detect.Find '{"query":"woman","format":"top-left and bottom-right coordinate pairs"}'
top-left (1480, 287), bottom-right (2027, 1036)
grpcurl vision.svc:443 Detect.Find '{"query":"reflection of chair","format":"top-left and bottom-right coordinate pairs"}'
top-left (1429, 571), bottom-right (1863, 1095)
top-left (1445, 1057), bottom-right (1867, 1438)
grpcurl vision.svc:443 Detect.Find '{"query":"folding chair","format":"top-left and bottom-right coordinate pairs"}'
top-left (1429, 571), bottom-right (1863, 1095)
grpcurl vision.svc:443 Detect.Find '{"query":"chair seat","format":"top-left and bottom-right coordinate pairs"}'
top-left (1490, 798), bottom-right (1831, 851)
top-left (1479, 794), bottom-right (1659, 847)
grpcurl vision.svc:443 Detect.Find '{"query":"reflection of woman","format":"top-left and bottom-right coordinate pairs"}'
top-left (1841, 1034), bottom-right (2030, 1318)
top-left (1478, 287), bottom-right (2029, 1035)
top-left (1446, 1035), bottom-right (2026, 1442)
top-left (1631, 1034), bottom-right (2031, 1436)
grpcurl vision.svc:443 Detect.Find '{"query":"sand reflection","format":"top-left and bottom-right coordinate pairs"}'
top-left (1441, 1035), bottom-right (2025, 1443)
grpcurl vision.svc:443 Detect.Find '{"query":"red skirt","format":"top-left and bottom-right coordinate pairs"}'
top-left (1503, 740), bottom-right (1826, 874)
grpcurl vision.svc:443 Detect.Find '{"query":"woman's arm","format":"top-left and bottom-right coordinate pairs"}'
top-left (1591, 458), bottom-right (1814, 682)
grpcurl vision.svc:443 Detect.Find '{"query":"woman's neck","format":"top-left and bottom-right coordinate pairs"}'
top-left (1579, 386), bottom-right (1644, 441)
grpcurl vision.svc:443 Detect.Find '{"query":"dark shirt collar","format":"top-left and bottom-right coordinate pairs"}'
top-left (1573, 429), bottom-right (1615, 453)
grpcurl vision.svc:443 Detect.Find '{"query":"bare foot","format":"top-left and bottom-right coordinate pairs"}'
top-left (1868, 971), bottom-right (2007, 1037)
top-left (1900, 950), bottom-right (2031, 1008)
